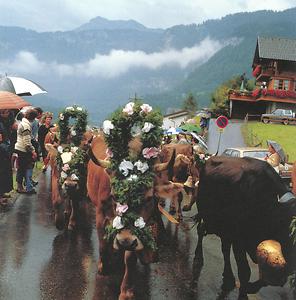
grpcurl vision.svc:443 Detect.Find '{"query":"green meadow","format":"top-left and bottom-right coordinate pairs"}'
top-left (242, 122), bottom-right (296, 162)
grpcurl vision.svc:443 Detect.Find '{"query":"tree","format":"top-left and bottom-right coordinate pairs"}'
top-left (182, 92), bottom-right (198, 116)
top-left (211, 75), bottom-right (254, 115)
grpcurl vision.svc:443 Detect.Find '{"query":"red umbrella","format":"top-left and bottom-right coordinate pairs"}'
top-left (0, 91), bottom-right (31, 109)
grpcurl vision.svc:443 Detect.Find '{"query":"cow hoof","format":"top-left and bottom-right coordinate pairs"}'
top-left (221, 277), bottom-right (236, 291)
top-left (182, 205), bottom-right (192, 211)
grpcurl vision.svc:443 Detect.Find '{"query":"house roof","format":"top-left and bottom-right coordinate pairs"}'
top-left (163, 110), bottom-right (190, 119)
top-left (257, 36), bottom-right (296, 62)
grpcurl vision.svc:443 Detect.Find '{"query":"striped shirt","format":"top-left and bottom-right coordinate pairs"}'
top-left (15, 118), bottom-right (35, 153)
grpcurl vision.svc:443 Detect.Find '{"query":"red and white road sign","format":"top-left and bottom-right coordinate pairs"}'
top-left (216, 115), bottom-right (229, 129)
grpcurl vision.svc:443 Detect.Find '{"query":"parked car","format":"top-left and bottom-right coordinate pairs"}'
top-left (221, 147), bottom-right (293, 187)
top-left (221, 147), bottom-right (269, 159)
top-left (261, 109), bottom-right (296, 125)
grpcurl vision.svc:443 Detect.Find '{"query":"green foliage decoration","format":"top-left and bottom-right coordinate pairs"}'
top-left (102, 100), bottom-right (163, 250)
top-left (57, 105), bottom-right (88, 146)
top-left (55, 105), bottom-right (88, 194)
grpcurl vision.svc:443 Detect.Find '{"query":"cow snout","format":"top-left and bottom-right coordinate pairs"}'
top-left (113, 229), bottom-right (144, 251)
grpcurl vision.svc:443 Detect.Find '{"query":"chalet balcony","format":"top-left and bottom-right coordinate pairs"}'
top-left (229, 88), bottom-right (296, 104)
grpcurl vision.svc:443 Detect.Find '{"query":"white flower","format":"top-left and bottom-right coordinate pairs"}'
top-left (103, 120), bottom-right (114, 135)
top-left (113, 216), bottom-right (124, 230)
top-left (122, 102), bottom-right (135, 115)
top-left (71, 130), bottom-right (77, 136)
top-left (140, 104), bottom-right (152, 114)
top-left (66, 106), bottom-right (74, 111)
top-left (71, 146), bottom-right (78, 153)
top-left (59, 113), bottom-right (64, 120)
top-left (142, 122), bottom-right (155, 133)
top-left (76, 107), bottom-right (83, 111)
top-left (57, 146), bottom-right (64, 153)
top-left (134, 161), bottom-right (149, 173)
top-left (127, 174), bottom-right (138, 181)
top-left (71, 173), bottom-right (79, 181)
top-left (61, 152), bottom-right (73, 164)
top-left (134, 217), bottom-right (146, 229)
top-left (119, 160), bottom-right (134, 176)
top-left (61, 171), bottom-right (68, 179)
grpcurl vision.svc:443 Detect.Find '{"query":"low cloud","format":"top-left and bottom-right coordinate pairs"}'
top-left (0, 38), bottom-right (228, 78)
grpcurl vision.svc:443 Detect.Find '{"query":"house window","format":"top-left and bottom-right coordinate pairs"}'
top-left (273, 79), bottom-right (288, 90)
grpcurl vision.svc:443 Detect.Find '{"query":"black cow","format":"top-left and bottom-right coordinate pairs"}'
top-left (195, 156), bottom-right (296, 299)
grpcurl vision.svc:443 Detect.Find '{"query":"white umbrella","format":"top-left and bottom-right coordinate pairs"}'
top-left (0, 76), bottom-right (47, 96)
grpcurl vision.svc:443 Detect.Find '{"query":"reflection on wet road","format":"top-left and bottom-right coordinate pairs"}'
top-left (0, 126), bottom-right (295, 300)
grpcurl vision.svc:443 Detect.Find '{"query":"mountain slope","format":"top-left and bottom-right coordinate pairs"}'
top-left (146, 8), bottom-right (296, 111)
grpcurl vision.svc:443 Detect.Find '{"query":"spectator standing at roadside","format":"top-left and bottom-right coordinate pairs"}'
top-left (0, 109), bottom-right (14, 203)
top-left (38, 112), bottom-right (54, 172)
top-left (31, 107), bottom-right (43, 158)
top-left (14, 108), bottom-right (38, 194)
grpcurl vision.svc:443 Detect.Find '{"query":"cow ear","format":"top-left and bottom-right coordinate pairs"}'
top-left (154, 181), bottom-right (183, 199)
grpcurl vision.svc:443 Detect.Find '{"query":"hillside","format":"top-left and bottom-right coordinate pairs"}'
top-left (0, 8), bottom-right (296, 122)
top-left (146, 8), bottom-right (296, 111)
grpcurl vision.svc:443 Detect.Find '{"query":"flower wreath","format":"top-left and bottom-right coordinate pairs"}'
top-left (103, 101), bottom-right (163, 250)
top-left (57, 105), bottom-right (88, 146)
top-left (56, 106), bottom-right (88, 188)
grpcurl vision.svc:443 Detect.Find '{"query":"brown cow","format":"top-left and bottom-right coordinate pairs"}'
top-left (45, 130), bottom-right (94, 230)
top-left (87, 134), bottom-right (183, 300)
top-left (159, 143), bottom-right (199, 219)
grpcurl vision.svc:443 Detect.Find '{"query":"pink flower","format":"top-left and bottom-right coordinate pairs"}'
top-left (105, 148), bottom-right (113, 159)
top-left (122, 102), bottom-right (135, 115)
top-left (140, 103), bottom-right (152, 114)
top-left (142, 147), bottom-right (159, 159)
top-left (62, 164), bottom-right (70, 172)
top-left (116, 203), bottom-right (129, 216)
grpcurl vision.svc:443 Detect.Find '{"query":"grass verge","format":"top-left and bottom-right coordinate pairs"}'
top-left (242, 122), bottom-right (296, 162)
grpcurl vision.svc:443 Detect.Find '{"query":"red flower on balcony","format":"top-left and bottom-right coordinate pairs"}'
top-left (252, 65), bottom-right (261, 77)
top-left (261, 89), bottom-right (296, 99)
top-left (252, 89), bottom-right (261, 98)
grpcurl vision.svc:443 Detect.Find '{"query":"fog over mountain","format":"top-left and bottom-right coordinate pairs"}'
top-left (0, 8), bottom-right (296, 123)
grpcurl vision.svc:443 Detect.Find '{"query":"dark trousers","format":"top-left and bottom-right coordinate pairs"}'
top-left (15, 150), bottom-right (34, 192)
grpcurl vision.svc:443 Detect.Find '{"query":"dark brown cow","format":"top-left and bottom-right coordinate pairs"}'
top-left (159, 143), bottom-right (199, 219)
top-left (45, 130), bottom-right (93, 230)
top-left (87, 135), bottom-right (183, 300)
top-left (195, 156), bottom-right (296, 298)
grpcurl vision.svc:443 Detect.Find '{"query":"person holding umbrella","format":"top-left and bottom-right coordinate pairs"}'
top-left (264, 140), bottom-right (286, 167)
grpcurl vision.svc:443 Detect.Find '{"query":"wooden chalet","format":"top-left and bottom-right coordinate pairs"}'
top-left (229, 36), bottom-right (296, 119)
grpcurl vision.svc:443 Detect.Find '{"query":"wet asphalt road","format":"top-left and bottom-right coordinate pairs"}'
top-left (0, 121), bottom-right (295, 300)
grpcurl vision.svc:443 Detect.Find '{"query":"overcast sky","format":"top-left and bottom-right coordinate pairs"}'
top-left (1, 0), bottom-right (295, 32)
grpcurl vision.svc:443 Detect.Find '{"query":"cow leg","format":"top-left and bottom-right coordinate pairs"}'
top-left (194, 216), bottom-right (205, 266)
top-left (96, 209), bottom-right (112, 275)
top-left (53, 202), bottom-right (65, 230)
top-left (176, 192), bottom-right (183, 221)
top-left (221, 238), bottom-right (236, 291)
top-left (232, 242), bottom-right (250, 300)
top-left (119, 251), bottom-right (137, 300)
top-left (68, 198), bottom-right (79, 231)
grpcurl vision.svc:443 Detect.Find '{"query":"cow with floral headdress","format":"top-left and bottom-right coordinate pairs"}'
top-left (87, 101), bottom-right (183, 300)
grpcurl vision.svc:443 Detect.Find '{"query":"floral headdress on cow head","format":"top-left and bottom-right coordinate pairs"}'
top-left (103, 100), bottom-right (163, 250)
top-left (56, 105), bottom-right (88, 189)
